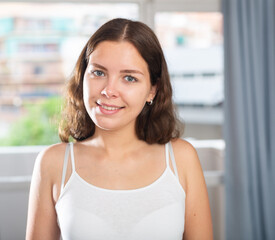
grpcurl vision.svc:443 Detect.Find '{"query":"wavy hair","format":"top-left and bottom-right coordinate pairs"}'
top-left (59, 18), bottom-right (183, 144)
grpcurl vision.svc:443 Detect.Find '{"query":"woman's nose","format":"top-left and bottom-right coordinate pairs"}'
top-left (101, 78), bottom-right (119, 98)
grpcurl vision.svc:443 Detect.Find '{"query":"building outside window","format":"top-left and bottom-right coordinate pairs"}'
top-left (155, 12), bottom-right (223, 139)
top-left (0, 3), bottom-right (223, 143)
top-left (0, 2), bottom-right (139, 144)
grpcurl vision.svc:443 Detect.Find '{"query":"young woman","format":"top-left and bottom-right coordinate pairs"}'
top-left (26, 18), bottom-right (213, 240)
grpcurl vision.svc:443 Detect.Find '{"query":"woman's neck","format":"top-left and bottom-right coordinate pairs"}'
top-left (86, 125), bottom-right (145, 158)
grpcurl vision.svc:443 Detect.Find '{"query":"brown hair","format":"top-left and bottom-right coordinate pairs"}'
top-left (59, 18), bottom-right (183, 144)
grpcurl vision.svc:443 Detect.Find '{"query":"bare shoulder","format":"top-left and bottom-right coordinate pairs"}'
top-left (170, 138), bottom-right (199, 167)
top-left (27, 143), bottom-right (67, 240)
top-left (170, 138), bottom-right (203, 190)
top-left (170, 138), bottom-right (198, 157)
top-left (34, 142), bottom-right (68, 181)
top-left (171, 139), bottom-right (213, 239)
top-left (37, 142), bottom-right (68, 162)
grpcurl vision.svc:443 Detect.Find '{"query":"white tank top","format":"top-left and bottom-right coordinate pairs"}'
top-left (55, 142), bottom-right (186, 240)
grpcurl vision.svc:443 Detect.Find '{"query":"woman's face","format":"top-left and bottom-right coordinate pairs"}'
top-left (83, 40), bottom-right (156, 132)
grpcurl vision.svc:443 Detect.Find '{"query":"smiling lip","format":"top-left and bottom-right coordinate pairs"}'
top-left (96, 102), bottom-right (124, 115)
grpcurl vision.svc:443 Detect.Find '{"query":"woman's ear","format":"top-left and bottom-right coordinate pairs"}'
top-left (147, 85), bottom-right (157, 102)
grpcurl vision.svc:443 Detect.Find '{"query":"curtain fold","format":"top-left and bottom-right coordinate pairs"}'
top-left (223, 0), bottom-right (275, 239)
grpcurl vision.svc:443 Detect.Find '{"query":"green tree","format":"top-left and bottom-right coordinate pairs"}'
top-left (1, 97), bottom-right (62, 146)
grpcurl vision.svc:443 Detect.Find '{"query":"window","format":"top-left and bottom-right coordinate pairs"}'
top-left (0, 2), bottom-right (224, 143)
top-left (0, 2), bottom-right (138, 144)
top-left (155, 12), bottom-right (223, 139)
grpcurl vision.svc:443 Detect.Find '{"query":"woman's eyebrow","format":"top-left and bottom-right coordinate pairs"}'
top-left (91, 63), bottom-right (144, 75)
top-left (120, 69), bottom-right (144, 75)
top-left (90, 63), bottom-right (107, 71)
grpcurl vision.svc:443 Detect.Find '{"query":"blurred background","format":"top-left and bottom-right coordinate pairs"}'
top-left (0, 2), bottom-right (224, 144)
top-left (1, 0), bottom-right (267, 239)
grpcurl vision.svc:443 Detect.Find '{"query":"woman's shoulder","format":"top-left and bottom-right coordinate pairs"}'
top-left (34, 142), bottom-right (69, 180)
top-left (170, 138), bottom-right (202, 186)
top-left (170, 138), bottom-right (198, 159)
top-left (37, 142), bottom-right (68, 163)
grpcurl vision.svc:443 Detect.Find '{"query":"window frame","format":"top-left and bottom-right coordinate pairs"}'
top-left (0, 0), bottom-right (221, 28)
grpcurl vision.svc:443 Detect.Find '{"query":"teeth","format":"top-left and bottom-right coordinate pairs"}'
top-left (101, 105), bottom-right (120, 111)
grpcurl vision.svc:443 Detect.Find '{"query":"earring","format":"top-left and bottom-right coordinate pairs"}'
top-left (147, 99), bottom-right (153, 105)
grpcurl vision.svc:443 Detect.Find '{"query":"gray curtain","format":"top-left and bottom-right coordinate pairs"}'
top-left (223, 0), bottom-right (275, 239)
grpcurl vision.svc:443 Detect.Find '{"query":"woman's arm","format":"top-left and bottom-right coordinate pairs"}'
top-left (173, 139), bottom-right (213, 240)
top-left (26, 146), bottom-right (62, 240)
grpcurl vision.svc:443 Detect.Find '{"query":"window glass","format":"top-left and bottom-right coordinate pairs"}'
top-left (0, 3), bottom-right (138, 145)
top-left (155, 12), bottom-right (223, 139)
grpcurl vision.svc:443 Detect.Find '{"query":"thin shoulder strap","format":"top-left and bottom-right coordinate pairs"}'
top-left (61, 144), bottom-right (70, 191)
top-left (60, 142), bottom-right (76, 191)
top-left (69, 142), bottom-right (76, 172)
top-left (168, 141), bottom-right (179, 180)
top-left (165, 143), bottom-right (169, 166)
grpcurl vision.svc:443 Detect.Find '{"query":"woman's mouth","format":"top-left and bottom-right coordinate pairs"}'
top-left (100, 105), bottom-right (122, 111)
top-left (96, 102), bottom-right (124, 115)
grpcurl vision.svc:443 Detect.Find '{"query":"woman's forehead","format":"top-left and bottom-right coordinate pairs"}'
top-left (88, 41), bottom-right (148, 72)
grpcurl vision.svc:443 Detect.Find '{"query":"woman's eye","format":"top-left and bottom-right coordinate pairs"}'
top-left (93, 70), bottom-right (105, 77)
top-left (125, 75), bottom-right (137, 82)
